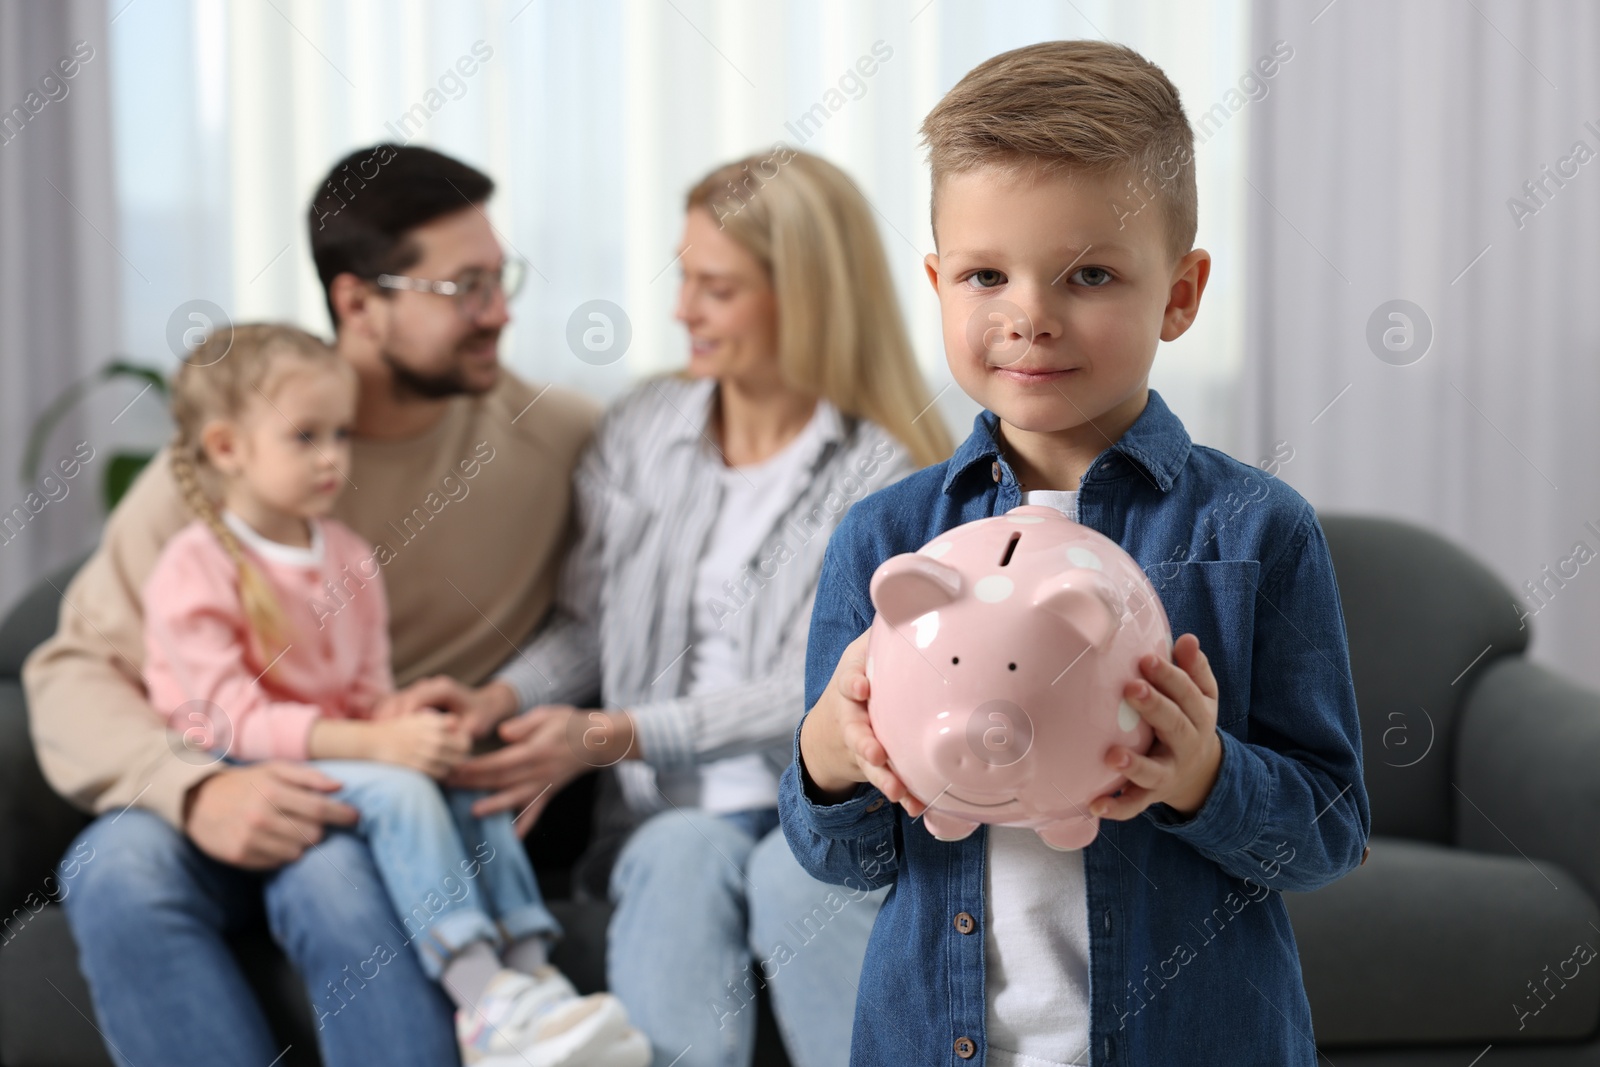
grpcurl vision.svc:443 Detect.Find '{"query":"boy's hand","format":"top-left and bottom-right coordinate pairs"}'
top-left (371, 711), bottom-right (471, 779)
top-left (1090, 632), bottom-right (1223, 821)
top-left (798, 630), bottom-right (928, 817)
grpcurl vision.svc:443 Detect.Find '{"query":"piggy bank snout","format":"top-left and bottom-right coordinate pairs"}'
top-left (928, 699), bottom-right (1035, 788)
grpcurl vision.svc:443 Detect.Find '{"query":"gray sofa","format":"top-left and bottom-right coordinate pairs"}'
top-left (1284, 516), bottom-right (1600, 1064)
top-left (3, 514), bottom-right (1600, 1064)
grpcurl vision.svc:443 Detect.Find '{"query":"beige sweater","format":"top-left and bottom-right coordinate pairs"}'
top-left (22, 372), bottom-right (600, 827)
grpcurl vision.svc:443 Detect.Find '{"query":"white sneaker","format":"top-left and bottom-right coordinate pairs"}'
top-left (457, 966), bottom-right (650, 1067)
top-left (588, 1024), bottom-right (652, 1067)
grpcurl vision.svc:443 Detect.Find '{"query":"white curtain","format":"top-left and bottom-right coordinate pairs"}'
top-left (106, 0), bottom-right (1251, 414)
top-left (0, 0), bottom-right (121, 619)
top-left (1243, 0), bottom-right (1600, 688)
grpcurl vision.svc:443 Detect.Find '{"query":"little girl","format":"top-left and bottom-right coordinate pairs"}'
top-left (140, 323), bottom-right (648, 1067)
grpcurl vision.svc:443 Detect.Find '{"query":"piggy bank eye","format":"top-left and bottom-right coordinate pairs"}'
top-left (951, 656), bottom-right (960, 665)
top-left (1008, 662), bottom-right (1017, 671)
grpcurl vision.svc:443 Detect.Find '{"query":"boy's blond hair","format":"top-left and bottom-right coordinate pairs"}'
top-left (920, 40), bottom-right (1197, 261)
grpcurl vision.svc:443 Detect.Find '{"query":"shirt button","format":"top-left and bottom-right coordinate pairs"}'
top-left (954, 1036), bottom-right (976, 1059)
top-left (991, 461), bottom-right (1002, 483)
top-left (865, 796), bottom-right (885, 813)
top-left (953, 911), bottom-right (975, 935)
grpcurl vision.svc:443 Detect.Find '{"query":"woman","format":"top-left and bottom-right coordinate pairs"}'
top-left (450, 148), bottom-right (952, 1067)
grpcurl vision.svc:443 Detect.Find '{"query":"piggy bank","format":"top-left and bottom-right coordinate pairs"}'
top-left (865, 504), bottom-right (1172, 850)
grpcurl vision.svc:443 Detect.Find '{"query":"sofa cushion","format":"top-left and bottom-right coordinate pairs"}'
top-left (0, 904), bottom-right (127, 1067)
top-left (0, 679), bottom-right (91, 919)
top-left (1287, 835), bottom-right (1600, 1045)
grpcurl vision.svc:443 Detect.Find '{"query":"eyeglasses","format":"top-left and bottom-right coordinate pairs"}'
top-left (375, 259), bottom-right (528, 318)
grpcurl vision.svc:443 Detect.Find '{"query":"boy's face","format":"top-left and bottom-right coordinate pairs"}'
top-left (925, 165), bottom-right (1208, 441)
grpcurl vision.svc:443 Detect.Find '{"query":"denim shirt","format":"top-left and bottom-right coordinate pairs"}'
top-left (778, 389), bottom-right (1370, 1067)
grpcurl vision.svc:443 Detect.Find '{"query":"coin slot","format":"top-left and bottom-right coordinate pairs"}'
top-left (999, 532), bottom-right (1021, 567)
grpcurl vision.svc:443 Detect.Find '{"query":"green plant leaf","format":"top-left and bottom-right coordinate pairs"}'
top-left (103, 360), bottom-right (170, 396)
top-left (23, 358), bottom-right (169, 483)
top-left (104, 452), bottom-right (156, 511)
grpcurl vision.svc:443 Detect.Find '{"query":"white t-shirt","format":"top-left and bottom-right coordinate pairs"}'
top-left (656, 403), bottom-right (829, 813)
top-left (222, 510), bottom-right (324, 567)
top-left (984, 488), bottom-right (1092, 1067)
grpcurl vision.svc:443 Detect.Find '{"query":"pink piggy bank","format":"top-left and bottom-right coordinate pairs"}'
top-left (865, 504), bottom-right (1172, 850)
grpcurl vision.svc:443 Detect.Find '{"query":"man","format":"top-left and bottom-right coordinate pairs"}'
top-left (23, 144), bottom-right (598, 1066)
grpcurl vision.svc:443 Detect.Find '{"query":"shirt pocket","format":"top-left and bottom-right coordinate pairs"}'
top-left (1151, 559), bottom-right (1260, 729)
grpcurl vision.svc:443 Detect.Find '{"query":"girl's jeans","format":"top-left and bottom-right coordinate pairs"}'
top-left (312, 759), bottom-right (561, 979)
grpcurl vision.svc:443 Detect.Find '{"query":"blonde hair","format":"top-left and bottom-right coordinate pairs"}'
top-left (167, 323), bottom-right (350, 668)
top-left (920, 40), bottom-right (1197, 260)
top-left (685, 149), bottom-right (954, 469)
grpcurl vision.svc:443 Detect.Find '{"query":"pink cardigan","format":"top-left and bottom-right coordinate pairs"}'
top-left (141, 516), bottom-right (394, 761)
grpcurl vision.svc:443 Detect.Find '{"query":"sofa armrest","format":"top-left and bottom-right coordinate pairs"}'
top-left (0, 555), bottom-right (86, 679)
top-left (1455, 656), bottom-right (1600, 902)
top-left (0, 679), bottom-right (90, 919)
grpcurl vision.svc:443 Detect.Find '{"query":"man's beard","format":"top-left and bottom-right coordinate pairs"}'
top-left (380, 334), bottom-right (499, 400)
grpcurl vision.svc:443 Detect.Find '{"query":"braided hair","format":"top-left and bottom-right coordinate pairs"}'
top-left (167, 323), bottom-right (350, 670)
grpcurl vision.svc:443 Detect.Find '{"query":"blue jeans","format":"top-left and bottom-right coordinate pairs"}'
top-left (313, 760), bottom-right (560, 979)
top-left (61, 808), bottom-right (458, 1067)
top-left (607, 807), bottom-right (886, 1067)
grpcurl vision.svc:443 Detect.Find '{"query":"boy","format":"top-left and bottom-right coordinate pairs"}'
top-left (778, 41), bottom-right (1370, 1067)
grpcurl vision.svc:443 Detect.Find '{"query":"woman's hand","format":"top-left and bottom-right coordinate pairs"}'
top-left (370, 675), bottom-right (473, 721)
top-left (797, 629), bottom-right (926, 817)
top-left (448, 705), bottom-right (635, 836)
top-left (454, 681), bottom-right (522, 740)
top-left (370, 711), bottom-right (471, 779)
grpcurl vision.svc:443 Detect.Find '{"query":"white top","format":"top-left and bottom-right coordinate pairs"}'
top-left (985, 488), bottom-right (1090, 1067)
top-left (1021, 487), bottom-right (1079, 522)
top-left (221, 510), bottom-right (325, 568)
top-left (657, 402), bottom-right (830, 813)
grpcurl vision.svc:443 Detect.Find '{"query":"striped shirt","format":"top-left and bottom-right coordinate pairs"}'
top-left (494, 373), bottom-right (913, 822)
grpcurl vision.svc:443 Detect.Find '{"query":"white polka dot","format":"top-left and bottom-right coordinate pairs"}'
top-left (1007, 514), bottom-right (1045, 524)
top-left (1067, 546), bottom-right (1104, 570)
top-left (1117, 699), bottom-right (1140, 732)
top-left (975, 575), bottom-right (1014, 602)
top-left (923, 541), bottom-right (953, 559)
top-left (912, 611), bottom-right (941, 648)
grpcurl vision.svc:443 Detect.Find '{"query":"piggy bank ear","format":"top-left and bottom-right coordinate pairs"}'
top-left (1033, 570), bottom-right (1124, 650)
top-left (870, 554), bottom-right (962, 626)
